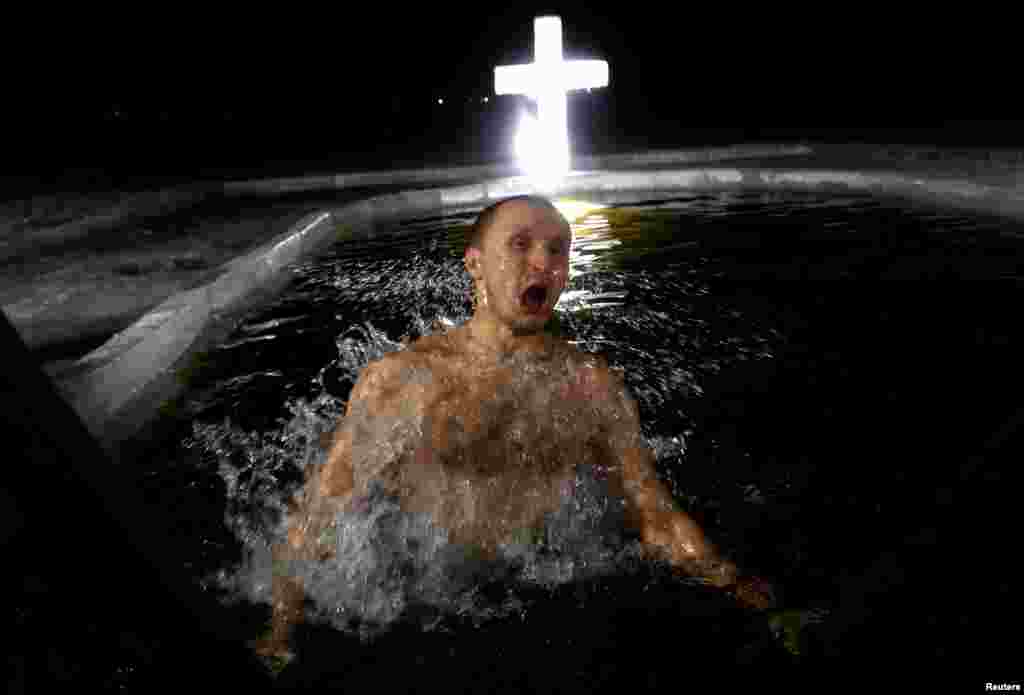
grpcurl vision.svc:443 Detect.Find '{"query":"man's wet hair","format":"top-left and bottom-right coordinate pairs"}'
top-left (467, 195), bottom-right (571, 252)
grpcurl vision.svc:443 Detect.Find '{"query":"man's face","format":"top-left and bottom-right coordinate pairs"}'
top-left (465, 200), bottom-right (571, 334)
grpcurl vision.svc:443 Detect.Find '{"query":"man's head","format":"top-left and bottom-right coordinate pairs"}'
top-left (463, 195), bottom-right (572, 335)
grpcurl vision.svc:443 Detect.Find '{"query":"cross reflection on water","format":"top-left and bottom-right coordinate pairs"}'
top-left (141, 191), bottom-right (1022, 671)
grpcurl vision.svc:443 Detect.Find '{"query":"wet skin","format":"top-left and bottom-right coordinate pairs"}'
top-left (255, 200), bottom-right (775, 661)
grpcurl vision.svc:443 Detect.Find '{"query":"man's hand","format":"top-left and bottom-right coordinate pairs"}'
top-left (587, 356), bottom-right (780, 613)
top-left (249, 630), bottom-right (296, 677)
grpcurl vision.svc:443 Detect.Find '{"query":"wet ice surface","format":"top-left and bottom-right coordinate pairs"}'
top-left (128, 190), bottom-right (1023, 675)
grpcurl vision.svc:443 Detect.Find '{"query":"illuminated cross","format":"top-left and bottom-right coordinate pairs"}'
top-left (495, 16), bottom-right (609, 184)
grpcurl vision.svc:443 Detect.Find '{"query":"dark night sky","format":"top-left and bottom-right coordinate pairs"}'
top-left (25, 7), bottom-right (1013, 115)
top-left (4, 5), bottom-right (1019, 192)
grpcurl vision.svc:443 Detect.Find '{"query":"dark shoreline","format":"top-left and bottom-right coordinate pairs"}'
top-left (7, 120), bottom-right (1024, 204)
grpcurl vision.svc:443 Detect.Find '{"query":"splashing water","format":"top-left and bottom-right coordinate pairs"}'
top-left (164, 203), bottom-right (795, 648)
top-left (190, 318), bottom-right (651, 641)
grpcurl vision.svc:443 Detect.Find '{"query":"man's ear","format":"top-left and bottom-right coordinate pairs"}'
top-left (464, 248), bottom-right (481, 278)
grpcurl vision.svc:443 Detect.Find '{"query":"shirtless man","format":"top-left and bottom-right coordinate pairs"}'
top-left (255, 195), bottom-right (776, 661)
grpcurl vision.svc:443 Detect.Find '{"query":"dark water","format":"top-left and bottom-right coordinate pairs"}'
top-left (16, 190), bottom-right (1021, 688)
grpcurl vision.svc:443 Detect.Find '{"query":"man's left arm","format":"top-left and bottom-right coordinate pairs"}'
top-left (587, 357), bottom-right (776, 610)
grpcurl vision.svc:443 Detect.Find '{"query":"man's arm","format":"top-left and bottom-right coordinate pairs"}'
top-left (289, 352), bottom-right (409, 553)
top-left (588, 359), bottom-right (737, 586)
top-left (587, 357), bottom-right (775, 609)
top-left (255, 353), bottom-right (407, 661)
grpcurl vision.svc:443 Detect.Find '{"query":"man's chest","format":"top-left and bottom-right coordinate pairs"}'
top-left (418, 364), bottom-right (604, 475)
top-left (339, 350), bottom-right (629, 552)
top-left (369, 361), bottom-right (602, 521)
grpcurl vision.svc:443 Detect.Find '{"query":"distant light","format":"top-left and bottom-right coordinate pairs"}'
top-left (495, 16), bottom-right (609, 187)
top-left (438, 98), bottom-right (444, 105)
top-left (482, 96), bottom-right (489, 103)
top-left (514, 110), bottom-right (544, 180)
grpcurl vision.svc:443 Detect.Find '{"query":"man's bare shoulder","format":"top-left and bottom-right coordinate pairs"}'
top-left (405, 329), bottom-right (457, 358)
top-left (558, 340), bottom-right (599, 365)
top-left (349, 347), bottom-right (436, 414)
top-left (559, 340), bottom-right (614, 378)
top-left (351, 352), bottom-right (404, 400)
top-left (359, 327), bottom-right (467, 399)
top-left (556, 342), bottom-right (635, 416)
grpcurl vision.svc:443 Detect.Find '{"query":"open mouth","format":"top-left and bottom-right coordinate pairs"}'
top-left (521, 284), bottom-right (548, 313)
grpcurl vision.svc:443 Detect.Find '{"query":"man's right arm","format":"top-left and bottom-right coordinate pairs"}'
top-left (288, 351), bottom-right (412, 553)
top-left (290, 354), bottom-right (405, 546)
top-left (256, 354), bottom-right (407, 662)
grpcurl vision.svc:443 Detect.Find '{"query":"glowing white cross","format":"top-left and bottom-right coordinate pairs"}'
top-left (495, 16), bottom-right (609, 185)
